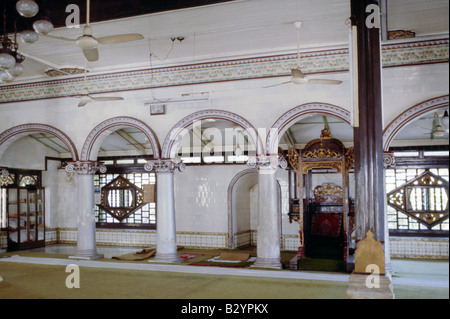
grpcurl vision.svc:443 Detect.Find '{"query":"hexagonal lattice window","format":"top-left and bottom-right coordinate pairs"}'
top-left (97, 176), bottom-right (145, 222)
top-left (387, 171), bottom-right (449, 229)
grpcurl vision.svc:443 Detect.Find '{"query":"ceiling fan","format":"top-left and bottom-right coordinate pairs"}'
top-left (419, 112), bottom-right (447, 138)
top-left (266, 21), bottom-right (342, 88)
top-left (42, 0), bottom-right (144, 62)
top-left (74, 61), bottom-right (124, 107)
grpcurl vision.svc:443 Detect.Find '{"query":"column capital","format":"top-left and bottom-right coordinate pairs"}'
top-left (144, 159), bottom-right (186, 173)
top-left (383, 152), bottom-right (396, 169)
top-left (65, 161), bottom-right (107, 175)
top-left (246, 155), bottom-right (288, 170)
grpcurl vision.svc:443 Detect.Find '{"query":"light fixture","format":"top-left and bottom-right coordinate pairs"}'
top-left (0, 1), bottom-right (50, 83)
top-left (16, 0), bottom-right (39, 18)
top-left (0, 51), bottom-right (16, 69)
top-left (20, 30), bottom-right (39, 43)
top-left (7, 62), bottom-right (24, 76)
top-left (433, 125), bottom-right (445, 137)
top-left (33, 18), bottom-right (53, 35)
top-left (0, 69), bottom-right (15, 82)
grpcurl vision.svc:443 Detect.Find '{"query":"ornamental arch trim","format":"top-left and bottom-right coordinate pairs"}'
top-left (382, 95), bottom-right (449, 152)
top-left (0, 123), bottom-right (79, 161)
top-left (81, 117), bottom-right (161, 161)
top-left (266, 103), bottom-right (351, 155)
top-left (161, 109), bottom-right (264, 159)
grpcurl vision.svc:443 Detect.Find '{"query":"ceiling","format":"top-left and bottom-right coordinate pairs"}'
top-left (1, 0), bottom-right (237, 33)
top-left (1, 0), bottom-right (448, 83)
top-left (2, 0), bottom-right (449, 158)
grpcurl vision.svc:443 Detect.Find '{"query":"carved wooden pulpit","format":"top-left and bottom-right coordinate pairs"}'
top-left (287, 125), bottom-right (355, 270)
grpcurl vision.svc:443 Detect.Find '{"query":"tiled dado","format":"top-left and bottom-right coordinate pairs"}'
top-left (0, 38), bottom-right (447, 103)
top-left (237, 230), bottom-right (300, 251)
top-left (389, 237), bottom-right (449, 260)
top-left (54, 228), bottom-right (300, 250)
top-left (57, 228), bottom-right (228, 249)
top-left (0, 230), bottom-right (6, 249)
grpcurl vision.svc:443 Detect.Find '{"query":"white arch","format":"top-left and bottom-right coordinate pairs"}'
top-left (161, 109), bottom-right (264, 159)
top-left (80, 117), bottom-right (161, 161)
top-left (0, 123), bottom-right (79, 161)
top-left (266, 103), bottom-right (351, 155)
top-left (227, 168), bottom-right (282, 249)
top-left (382, 95), bottom-right (449, 151)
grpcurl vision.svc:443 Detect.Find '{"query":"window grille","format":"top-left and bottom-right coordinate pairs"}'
top-left (386, 168), bottom-right (449, 233)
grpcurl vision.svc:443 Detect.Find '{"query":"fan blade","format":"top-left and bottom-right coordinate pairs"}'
top-left (91, 96), bottom-right (124, 102)
top-left (43, 34), bottom-right (77, 42)
top-left (264, 81), bottom-right (292, 88)
top-left (78, 98), bottom-right (91, 107)
top-left (83, 48), bottom-right (99, 62)
top-left (307, 79), bottom-right (343, 85)
top-left (97, 34), bottom-right (144, 45)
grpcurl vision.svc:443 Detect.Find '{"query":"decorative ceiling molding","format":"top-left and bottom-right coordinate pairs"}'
top-left (0, 38), bottom-right (448, 104)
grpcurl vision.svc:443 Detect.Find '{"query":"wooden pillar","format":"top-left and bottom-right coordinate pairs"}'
top-left (348, 0), bottom-right (394, 299)
top-left (351, 0), bottom-right (385, 244)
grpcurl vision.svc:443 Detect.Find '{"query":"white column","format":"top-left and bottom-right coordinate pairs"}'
top-left (66, 161), bottom-right (106, 260)
top-left (145, 159), bottom-right (186, 264)
top-left (247, 156), bottom-right (286, 269)
top-left (1, 169), bottom-right (8, 257)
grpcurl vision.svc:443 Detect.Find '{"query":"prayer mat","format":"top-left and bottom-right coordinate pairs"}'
top-left (179, 253), bottom-right (203, 261)
top-left (216, 252), bottom-right (250, 262)
top-left (112, 248), bottom-right (156, 261)
top-left (190, 255), bottom-right (256, 268)
top-left (113, 246), bottom-right (186, 261)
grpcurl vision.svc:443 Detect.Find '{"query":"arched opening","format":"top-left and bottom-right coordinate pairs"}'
top-left (228, 169), bottom-right (282, 251)
top-left (79, 117), bottom-right (162, 233)
top-left (162, 110), bottom-right (263, 160)
top-left (0, 124), bottom-right (78, 251)
top-left (266, 103), bottom-right (351, 156)
top-left (383, 99), bottom-right (449, 240)
top-left (274, 109), bottom-right (355, 272)
top-left (383, 95), bottom-right (449, 152)
top-left (81, 117), bottom-right (161, 161)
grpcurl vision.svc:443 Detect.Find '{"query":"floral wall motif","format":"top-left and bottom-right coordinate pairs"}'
top-left (0, 38), bottom-right (447, 103)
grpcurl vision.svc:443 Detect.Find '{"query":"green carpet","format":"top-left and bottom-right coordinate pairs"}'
top-left (0, 249), bottom-right (448, 299)
top-left (298, 257), bottom-right (345, 273)
top-left (0, 261), bottom-right (349, 299)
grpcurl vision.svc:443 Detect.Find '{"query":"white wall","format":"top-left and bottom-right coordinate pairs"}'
top-left (174, 165), bottom-right (244, 233)
top-left (0, 136), bottom-right (58, 170)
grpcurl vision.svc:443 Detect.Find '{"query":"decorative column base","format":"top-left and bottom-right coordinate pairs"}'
top-left (251, 257), bottom-right (282, 270)
top-left (69, 249), bottom-right (104, 261)
top-left (149, 252), bottom-right (183, 264)
top-left (346, 273), bottom-right (395, 299)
